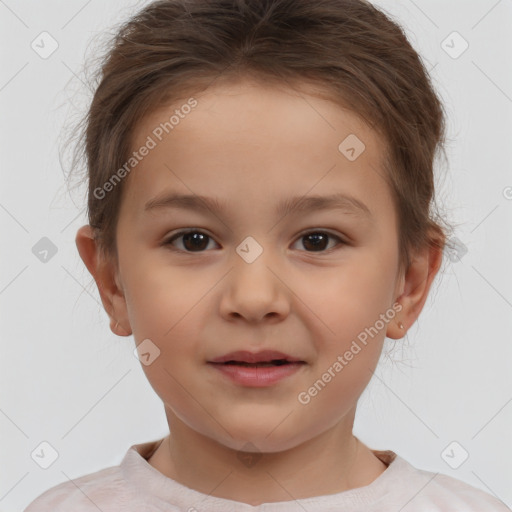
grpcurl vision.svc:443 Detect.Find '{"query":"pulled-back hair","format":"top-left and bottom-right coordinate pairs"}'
top-left (74, 0), bottom-right (450, 275)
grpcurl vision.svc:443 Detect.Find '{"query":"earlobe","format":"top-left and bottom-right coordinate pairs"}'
top-left (386, 314), bottom-right (406, 341)
top-left (75, 225), bottom-right (132, 337)
top-left (111, 319), bottom-right (132, 337)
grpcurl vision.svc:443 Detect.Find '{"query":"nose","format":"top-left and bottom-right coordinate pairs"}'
top-left (219, 249), bottom-right (290, 324)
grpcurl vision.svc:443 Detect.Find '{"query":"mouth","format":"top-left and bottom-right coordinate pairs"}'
top-left (206, 350), bottom-right (307, 387)
top-left (216, 359), bottom-right (304, 368)
top-left (207, 350), bottom-right (306, 366)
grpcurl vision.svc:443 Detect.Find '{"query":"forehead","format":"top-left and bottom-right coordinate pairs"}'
top-left (121, 79), bottom-right (392, 223)
top-left (132, 78), bottom-right (382, 153)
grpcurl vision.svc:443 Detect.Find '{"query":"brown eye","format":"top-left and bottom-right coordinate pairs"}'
top-left (164, 230), bottom-right (218, 252)
top-left (163, 229), bottom-right (346, 254)
top-left (293, 231), bottom-right (345, 252)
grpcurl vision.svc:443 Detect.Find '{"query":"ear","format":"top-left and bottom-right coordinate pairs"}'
top-left (386, 235), bottom-right (444, 340)
top-left (75, 225), bottom-right (132, 337)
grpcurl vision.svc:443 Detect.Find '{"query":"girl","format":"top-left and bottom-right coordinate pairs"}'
top-left (24, 0), bottom-right (509, 510)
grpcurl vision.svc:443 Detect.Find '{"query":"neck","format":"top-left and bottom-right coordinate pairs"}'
top-left (147, 408), bottom-right (388, 506)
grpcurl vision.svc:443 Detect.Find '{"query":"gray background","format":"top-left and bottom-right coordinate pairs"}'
top-left (1, 0), bottom-right (511, 510)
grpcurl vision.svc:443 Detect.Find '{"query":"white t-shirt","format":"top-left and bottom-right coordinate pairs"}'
top-left (23, 438), bottom-right (510, 511)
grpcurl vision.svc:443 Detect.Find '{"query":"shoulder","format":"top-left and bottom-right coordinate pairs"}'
top-left (23, 465), bottom-right (134, 512)
top-left (387, 455), bottom-right (510, 511)
top-left (23, 438), bottom-right (168, 512)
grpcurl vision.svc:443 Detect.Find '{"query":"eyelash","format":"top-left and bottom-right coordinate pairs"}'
top-left (162, 229), bottom-right (348, 254)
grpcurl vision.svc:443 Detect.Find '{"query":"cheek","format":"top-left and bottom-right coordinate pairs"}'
top-left (127, 276), bottom-right (206, 412)
top-left (293, 253), bottom-right (397, 342)
top-left (123, 261), bottom-right (219, 376)
top-left (123, 261), bottom-right (209, 340)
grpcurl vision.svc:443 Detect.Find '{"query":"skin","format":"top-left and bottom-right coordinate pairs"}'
top-left (76, 78), bottom-right (443, 505)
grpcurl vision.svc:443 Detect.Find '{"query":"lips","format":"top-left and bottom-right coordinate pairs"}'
top-left (208, 350), bottom-right (305, 365)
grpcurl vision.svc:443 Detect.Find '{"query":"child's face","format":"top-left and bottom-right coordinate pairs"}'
top-left (106, 79), bottom-right (406, 452)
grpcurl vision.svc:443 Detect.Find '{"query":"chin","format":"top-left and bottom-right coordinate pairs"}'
top-left (214, 423), bottom-right (310, 455)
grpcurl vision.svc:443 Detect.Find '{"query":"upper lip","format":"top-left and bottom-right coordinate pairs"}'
top-left (208, 350), bottom-right (304, 364)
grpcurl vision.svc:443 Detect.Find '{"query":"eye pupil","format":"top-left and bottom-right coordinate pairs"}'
top-left (183, 232), bottom-right (209, 251)
top-left (303, 233), bottom-right (328, 251)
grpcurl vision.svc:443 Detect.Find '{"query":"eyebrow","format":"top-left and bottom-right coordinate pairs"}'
top-left (144, 192), bottom-right (372, 220)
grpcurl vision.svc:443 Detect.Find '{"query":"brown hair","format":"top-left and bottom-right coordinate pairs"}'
top-left (71, 0), bottom-right (451, 276)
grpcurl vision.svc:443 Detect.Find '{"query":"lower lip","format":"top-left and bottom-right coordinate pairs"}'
top-left (207, 362), bottom-right (305, 387)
